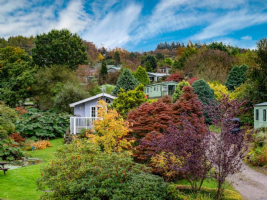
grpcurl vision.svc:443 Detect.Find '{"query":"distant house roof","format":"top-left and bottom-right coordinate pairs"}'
top-left (255, 102), bottom-right (267, 106)
top-left (147, 72), bottom-right (169, 77)
top-left (146, 81), bottom-right (178, 87)
top-left (69, 93), bottom-right (116, 107)
top-left (107, 65), bottom-right (122, 70)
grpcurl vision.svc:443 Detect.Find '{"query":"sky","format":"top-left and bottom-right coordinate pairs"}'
top-left (1, 0), bottom-right (267, 51)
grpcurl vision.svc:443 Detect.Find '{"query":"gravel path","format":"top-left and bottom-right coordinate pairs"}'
top-left (227, 163), bottom-right (267, 200)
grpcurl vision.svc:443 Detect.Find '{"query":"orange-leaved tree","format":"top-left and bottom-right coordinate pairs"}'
top-left (92, 99), bottom-right (132, 152)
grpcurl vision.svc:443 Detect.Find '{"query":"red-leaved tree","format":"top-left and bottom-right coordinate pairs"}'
top-left (188, 77), bottom-right (198, 85)
top-left (204, 96), bottom-right (252, 200)
top-left (166, 73), bottom-right (184, 82)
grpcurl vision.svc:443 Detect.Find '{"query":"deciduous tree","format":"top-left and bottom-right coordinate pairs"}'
top-left (204, 96), bottom-right (252, 200)
top-left (93, 100), bottom-right (132, 152)
top-left (32, 29), bottom-right (88, 70)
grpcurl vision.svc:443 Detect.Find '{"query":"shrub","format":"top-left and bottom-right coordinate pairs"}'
top-left (172, 80), bottom-right (190, 102)
top-left (37, 140), bottom-right (168, 200)
top-left (53, 82), bottom-right (89, 113)
top-left (0, 138), bottom-right (24, 161)
top-left (15, 108), bottom-right (71, 138)
top-left (208, 82), bottom-right (229, 100)
top-left (111, 85), bottom-right (147, 119)
top-left (31, 140), bottom-right (52, 150)
top-left (0, 103), bottom-right (18, 139)
top-left (247, 128), bottom-right (267, 166)
top-left (9, 133), bottom-right (25, 143)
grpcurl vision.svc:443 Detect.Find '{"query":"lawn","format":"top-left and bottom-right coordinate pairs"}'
top-left (0, 138), bottom-right (63, 200)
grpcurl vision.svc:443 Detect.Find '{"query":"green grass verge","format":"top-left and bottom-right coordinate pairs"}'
top-left (169, 184), bottom-right (242, 200)
top-left (176, 178), bottom-right (234, 190)
top-left (0, 138), bottom-right (63, 200)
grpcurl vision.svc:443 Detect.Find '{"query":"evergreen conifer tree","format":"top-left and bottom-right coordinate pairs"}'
top-left (134, 66), bottom-right (150, 85)
top-left (226, 64), bottom-right (248, 91)
top-left (113, 68), bottom-right (140, 95)
top-left (100, 61), bottom-right (108, 75)
top-left (192, 79), bottom-right (215, 123)
top-left (145, 61), bottom-right (153, 72)
top-left (114, 51), bottom-right (121, 65)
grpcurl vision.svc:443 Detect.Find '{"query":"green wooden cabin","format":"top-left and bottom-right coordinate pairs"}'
top-left (145, 81), bottom-right (178, 99)
top-left (254, 102), bottom-right (267, 129)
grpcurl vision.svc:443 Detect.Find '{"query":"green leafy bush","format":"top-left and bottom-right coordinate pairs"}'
top-left (37, 139), bottom-right (168, 200)
top-left (247, 128), bottom-right (267, 166)
top-left (53, 82), bottom-right (89, 113)
top-left (0, 138), bottom-right (24, 161)
top-left (15, 108), bottom-right (70, 138)
top-left (0, 102), bottom-right (18, 139)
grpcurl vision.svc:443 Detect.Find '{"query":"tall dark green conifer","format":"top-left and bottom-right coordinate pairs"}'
top-left (226, 64), bottom-right (248, 91)
top-left (100, 61), bottom-right (108, 75)
top-left (114, 51), bottom-right (121, 66)
top-left (113, 68), bottom-right (139, 95)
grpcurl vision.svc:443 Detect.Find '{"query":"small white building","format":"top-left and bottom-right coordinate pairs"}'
top-left (147, 72), bottom-right (170, 83)
top-left (69, 93), bottom-right (116, 134)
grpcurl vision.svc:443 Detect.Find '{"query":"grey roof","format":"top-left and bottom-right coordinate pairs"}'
top-left (147, 72), bottom-right (169, 77)
top-left (255, 102), bottom-right (267, 106)
top-left (69, 93), bottom-right (116, 107)
top-left (107, 65), bottom-right (122, 69)
top-left (146, 81), bottom-right (178, 87)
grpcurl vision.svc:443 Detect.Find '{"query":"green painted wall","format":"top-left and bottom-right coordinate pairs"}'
top-left (145, 81), bottom-right (178, 99)
top-left (254, 106), bottom-right (267, 129)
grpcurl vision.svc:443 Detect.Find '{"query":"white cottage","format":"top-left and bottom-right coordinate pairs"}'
top-left (69, 93), bottom-right (116, 134)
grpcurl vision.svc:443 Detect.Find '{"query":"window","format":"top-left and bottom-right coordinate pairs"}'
top-left (264, 109), bottom-right (266, 121)
top-left (91, 107), bottom-right (96, 118)
top-left (256, 109), bottom-right (259, 120)
top-left (106, 98), bottom-right (111, 103)
top-left (154, 86), bottom-right (156, 91)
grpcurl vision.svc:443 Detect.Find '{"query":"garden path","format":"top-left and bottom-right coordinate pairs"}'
top-left (227, 163), bottom-right (267, 200)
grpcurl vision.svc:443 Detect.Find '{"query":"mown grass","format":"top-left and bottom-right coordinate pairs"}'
top-left (0, 138), bottom-right (63, 200)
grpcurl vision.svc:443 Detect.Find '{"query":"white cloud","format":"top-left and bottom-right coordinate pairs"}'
top-left (131, 0), bottom-right (214, 43)
top-left (82, 3), bottom-right (142, 48)
top-left (241, 35), bottom-right (252, 40)
top-left (190, 9), bottom-right (267, 41)
top-left (0, 0), bottom-right (90, 37)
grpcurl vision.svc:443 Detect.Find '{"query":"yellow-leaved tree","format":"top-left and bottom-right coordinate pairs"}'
top-left (208, 82), bottom-right (229, 100)
top-left (90, 99), bottom-right (132, 153)
top-left (98, 54), bottom-right (104, 61)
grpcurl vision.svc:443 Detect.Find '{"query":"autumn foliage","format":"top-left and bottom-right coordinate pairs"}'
top-left (9, 133), bottom-right (25, 143)
top-left (128, 86), bottom-right (206, 162)
top-left (165, 73), bottom-right (184, 82)
top-left (31, 140), bottom-right (52, 150)
top-left (92, 100), bottom-right (132, 152)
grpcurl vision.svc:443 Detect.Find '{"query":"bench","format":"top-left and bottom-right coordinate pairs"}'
top-left (0, 168), bottom-right (9, 175)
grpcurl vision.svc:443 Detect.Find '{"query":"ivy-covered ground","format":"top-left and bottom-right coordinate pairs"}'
top-left (0, 139), bottom-right (63, 200)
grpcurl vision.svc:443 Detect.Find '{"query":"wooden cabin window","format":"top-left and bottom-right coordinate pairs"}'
top-left (256, 109), bottom-right (259, 120)
top-left (264, 109), bottom-right (266, 121)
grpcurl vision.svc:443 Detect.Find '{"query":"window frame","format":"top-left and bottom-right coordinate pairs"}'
top-left (264, 109), bottom-right (266, 121)
top-left (256, 109), bottom-right (259, 120)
